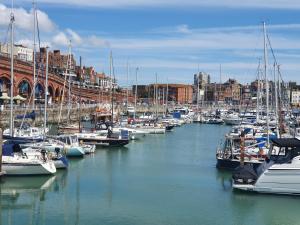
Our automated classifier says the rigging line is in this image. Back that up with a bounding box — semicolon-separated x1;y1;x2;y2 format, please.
267;34;286;85
266;34;278;65
36;8;42;65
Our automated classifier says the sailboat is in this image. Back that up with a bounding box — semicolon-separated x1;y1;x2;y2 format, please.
75;51;130;147
0;4;53;175
3;1;48;142
58;41;79;134
20;47;69;168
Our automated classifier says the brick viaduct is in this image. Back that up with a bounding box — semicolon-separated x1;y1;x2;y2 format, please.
0;55;128;104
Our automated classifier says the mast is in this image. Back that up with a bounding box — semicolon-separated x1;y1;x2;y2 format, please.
273;62;279;137
9;2;15;137
155;73;158;118
263;22;270;146
165;78;168;116
109;51;113;123
126;61;129;111
43;47;49;140
256;59;261;122
79;56;82;132
67;40;72;122
134;67;138;121
219;64;222;107
196;69;200;112
162;87;165;116
32;0;36;110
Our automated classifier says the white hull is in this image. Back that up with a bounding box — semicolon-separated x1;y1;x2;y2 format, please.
223;118;241;125
135;127;166;134
2;156;56;175
233;168;300;195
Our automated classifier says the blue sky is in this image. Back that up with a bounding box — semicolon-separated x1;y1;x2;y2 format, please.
1;0;300;86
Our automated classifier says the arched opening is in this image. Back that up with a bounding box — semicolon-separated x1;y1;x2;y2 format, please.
48;85;54;105
35;83;44;102
55;88;60;103
18;80;32;99
0;76;11;95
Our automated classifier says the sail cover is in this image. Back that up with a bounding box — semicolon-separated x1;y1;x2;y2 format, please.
15;111;36;120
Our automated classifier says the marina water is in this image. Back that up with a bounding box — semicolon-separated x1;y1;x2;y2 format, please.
1;124;299;225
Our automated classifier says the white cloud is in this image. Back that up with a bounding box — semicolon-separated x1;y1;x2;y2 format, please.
0;4;55;32
66;29;82;45
86;35;110;48
21;0;300;9
52;32;70;46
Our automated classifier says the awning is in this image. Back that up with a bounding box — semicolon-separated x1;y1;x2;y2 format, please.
0;93;11;100
13;95;26;101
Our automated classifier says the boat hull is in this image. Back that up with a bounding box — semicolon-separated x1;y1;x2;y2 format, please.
2;161;56;175
66;147;85;157
78;137;129;147
216;158;262;170
233;169;300;195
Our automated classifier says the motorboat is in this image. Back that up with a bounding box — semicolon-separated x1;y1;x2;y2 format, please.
232;138;300;195
223;114;242;126
216;135;268;170
56;135;85;157
75;129;130;147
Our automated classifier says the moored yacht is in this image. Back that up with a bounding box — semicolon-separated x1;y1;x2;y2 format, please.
2;143;56;175
232;138;300;195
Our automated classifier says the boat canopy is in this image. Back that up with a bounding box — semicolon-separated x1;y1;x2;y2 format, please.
271;138;300;148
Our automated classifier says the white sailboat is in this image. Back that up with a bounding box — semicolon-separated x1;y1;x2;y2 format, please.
2;143;56;175
2;3;56;175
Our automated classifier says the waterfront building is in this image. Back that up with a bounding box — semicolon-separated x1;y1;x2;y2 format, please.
36;48;76;74
0;42;33;62
134;84;193;104
193;72;210;103
291;89;300;106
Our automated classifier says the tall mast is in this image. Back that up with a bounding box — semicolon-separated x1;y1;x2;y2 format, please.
155;73;158;118
43;47;49;140
109;51;113;123
219;64;222;107
134;67;138;121
263;22;270;146
79;56;82;131
196;67;200;112
67;40;72;122
256;59;261;122
165;78;168;116
9;2;15;137
32;0;36;110
126;60;129;111
274;62;279;137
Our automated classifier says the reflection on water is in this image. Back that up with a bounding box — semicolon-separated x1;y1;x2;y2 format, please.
2;124;300;225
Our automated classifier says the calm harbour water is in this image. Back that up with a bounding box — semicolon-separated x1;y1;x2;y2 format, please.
1;124;300;225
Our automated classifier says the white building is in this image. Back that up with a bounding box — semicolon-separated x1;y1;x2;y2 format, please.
0;43;33;62
291;90;300;106
193;72;210;103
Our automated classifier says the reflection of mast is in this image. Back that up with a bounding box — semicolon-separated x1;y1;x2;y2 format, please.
105;151;113;206
75;165;80;225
